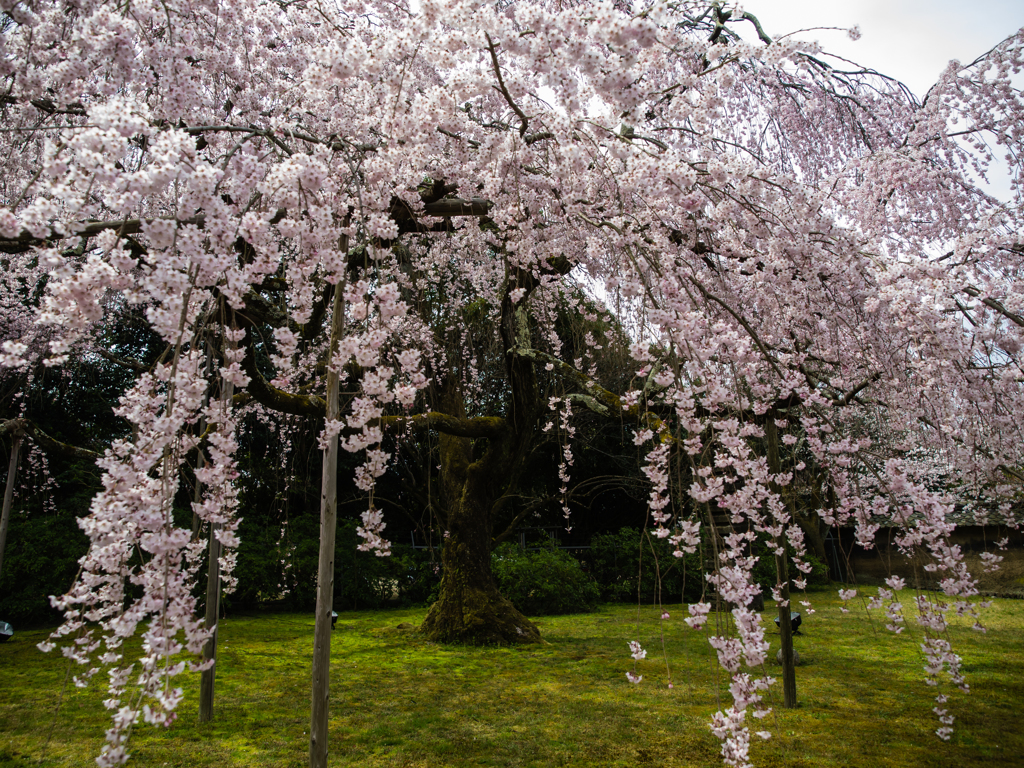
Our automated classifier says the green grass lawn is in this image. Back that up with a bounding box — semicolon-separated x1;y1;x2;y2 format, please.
1;591;1022;767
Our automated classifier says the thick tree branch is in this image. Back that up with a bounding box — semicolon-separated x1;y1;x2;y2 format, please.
237;324;509;439
29;98;87;116
0;214;207;254
564;393;610;415
300;281;335;343
834;371;882;406
0;196;491;255
737;11;773;43
961;285;1024;328
0;417;100;460
491;496;548;548
381;412;507;439
510;346;673;432
94;348;151;373
515;346;805;430
422;197;493;217
239;327;327;418
799;365;880;406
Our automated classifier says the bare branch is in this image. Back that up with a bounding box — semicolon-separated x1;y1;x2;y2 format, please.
485;32;530;137
961;285;1024;328
381;411;507;439
0;418;100;460
94;348;151;373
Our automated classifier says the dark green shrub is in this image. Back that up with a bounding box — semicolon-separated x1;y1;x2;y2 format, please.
0;512;87;625
333;520;441;610
222;506;320;611
226;515;441;612
795;549;830;588
749;536;831;594
491;543;599;615
587;527;704;604
398;550;443;605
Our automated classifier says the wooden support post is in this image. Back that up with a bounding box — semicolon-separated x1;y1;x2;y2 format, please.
199;329;236;723
0;432;23;580
773;550;798;707
764;416;798;708
310;237;347;768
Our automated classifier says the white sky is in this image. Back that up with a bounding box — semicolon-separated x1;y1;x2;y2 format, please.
735;2;1024;202
737;0;1024;98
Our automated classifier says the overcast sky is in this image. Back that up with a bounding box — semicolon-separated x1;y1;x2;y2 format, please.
737;0;1024;97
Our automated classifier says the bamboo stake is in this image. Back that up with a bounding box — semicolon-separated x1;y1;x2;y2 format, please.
199;323;236;723
310;235;347;768
764;416;798;708
0;431;24;580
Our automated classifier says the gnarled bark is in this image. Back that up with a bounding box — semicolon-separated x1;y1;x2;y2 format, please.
420;379;540;645
419;471;541;645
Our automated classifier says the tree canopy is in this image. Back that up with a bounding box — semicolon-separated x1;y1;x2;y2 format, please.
0;0;1022;765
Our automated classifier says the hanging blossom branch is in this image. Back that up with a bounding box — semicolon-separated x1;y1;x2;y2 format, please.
38;353;211;766
197;326;246;597
37;321;247;765
544;395;576;532
334;279;433;555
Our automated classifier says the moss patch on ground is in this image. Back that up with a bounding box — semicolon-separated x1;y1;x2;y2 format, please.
1;591;1022;767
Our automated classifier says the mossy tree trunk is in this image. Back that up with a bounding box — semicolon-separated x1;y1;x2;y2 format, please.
420;378;541;645
419;484;540;644
419;261;562;646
